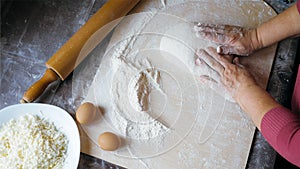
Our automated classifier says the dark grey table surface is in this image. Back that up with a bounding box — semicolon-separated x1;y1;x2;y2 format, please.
1;0;299;168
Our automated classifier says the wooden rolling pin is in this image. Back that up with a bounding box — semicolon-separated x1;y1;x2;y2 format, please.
21;0;140;103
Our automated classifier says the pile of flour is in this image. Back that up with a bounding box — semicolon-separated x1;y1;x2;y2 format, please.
108;52;168;140
94;7;171;140
128;68;163;112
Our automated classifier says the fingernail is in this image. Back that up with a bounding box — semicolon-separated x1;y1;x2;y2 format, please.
217;46;222;53
200;75;218;83
193;22;204;27
198;78;206;84
194;25;203;31
195;58;203;65
199;75;209;83
193;25;199;31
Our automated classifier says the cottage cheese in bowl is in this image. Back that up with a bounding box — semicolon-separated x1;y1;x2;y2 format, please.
0;103;80;169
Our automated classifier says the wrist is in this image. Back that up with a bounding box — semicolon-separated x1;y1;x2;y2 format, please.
236;84;279;110
249;28;264;51
235;84;280;130
235;83;260;104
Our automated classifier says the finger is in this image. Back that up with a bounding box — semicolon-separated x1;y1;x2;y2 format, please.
199;75;218;84
217;45;240;55
222;54;234;63
194;30;211;39
194;23;227;43
207;66;221;83
195;58;221;82
219;45;252;56
200;74;221;92
206;47;232;69
196;49;224;75
194;23;226;34
194;23;241;41
195;31;230;44
195;58;203;66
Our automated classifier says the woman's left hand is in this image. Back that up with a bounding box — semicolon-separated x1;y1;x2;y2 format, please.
195;47;257;101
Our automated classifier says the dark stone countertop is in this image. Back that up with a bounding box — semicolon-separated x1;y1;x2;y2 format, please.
1;0;299;168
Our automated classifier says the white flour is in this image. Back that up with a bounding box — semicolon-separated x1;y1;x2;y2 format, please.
109;53;168;140
128;68;164;112
93;6;171;141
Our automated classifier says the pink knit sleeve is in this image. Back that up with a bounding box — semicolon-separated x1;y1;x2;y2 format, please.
261;106;300;167
260;2;300;167
297;0;300;13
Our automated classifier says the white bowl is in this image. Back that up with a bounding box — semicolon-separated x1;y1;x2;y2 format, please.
0;103;80;169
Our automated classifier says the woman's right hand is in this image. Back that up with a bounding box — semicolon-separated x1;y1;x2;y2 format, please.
194;23;262;56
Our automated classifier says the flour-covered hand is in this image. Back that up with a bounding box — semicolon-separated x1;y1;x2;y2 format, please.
194;23;262;56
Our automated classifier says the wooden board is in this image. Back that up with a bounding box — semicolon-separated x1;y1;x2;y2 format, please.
77;1;277;168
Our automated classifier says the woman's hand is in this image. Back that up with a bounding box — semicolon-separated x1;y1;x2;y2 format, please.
195;47;281;129
194;23;262;56
195;47;257;101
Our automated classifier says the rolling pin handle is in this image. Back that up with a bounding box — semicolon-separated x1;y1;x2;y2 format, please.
21;68;60;103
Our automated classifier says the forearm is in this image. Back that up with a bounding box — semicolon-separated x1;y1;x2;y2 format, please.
236;84;281;130
256;4;300;48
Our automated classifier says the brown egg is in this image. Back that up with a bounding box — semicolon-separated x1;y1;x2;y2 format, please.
98;132;120;151
75;102;97;124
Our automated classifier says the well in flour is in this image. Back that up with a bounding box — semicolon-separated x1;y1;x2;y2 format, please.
109;54;169;140
128;68;163;112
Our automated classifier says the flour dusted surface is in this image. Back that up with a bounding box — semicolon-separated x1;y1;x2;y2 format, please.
77;0;277;168
0;114;68;169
